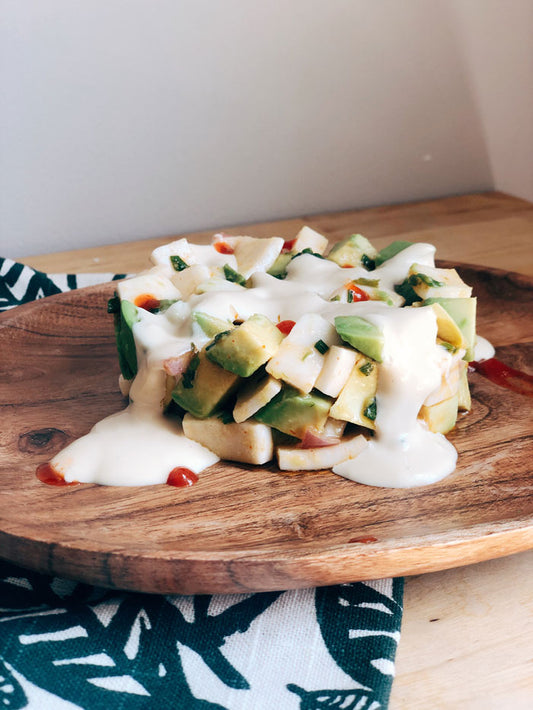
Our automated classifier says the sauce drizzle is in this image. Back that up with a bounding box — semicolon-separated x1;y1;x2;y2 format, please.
36;462;79;486
469;358;533;398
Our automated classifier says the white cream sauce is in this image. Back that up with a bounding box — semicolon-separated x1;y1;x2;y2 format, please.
51;240;481;488
474;335;495;362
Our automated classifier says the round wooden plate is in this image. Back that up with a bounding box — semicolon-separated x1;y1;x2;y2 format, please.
0;263;532;594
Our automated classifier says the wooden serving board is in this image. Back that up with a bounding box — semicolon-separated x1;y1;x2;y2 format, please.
0;263;532;594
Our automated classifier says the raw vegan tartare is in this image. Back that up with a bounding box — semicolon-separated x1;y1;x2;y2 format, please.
49;227;485;488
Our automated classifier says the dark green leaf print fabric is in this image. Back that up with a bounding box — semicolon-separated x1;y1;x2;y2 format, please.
0;262;404;709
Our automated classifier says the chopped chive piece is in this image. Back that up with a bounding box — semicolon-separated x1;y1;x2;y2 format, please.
359;361;374;376
361;254;376;271
394;279;422;306
223;264;247;286
205;329;232;351
347;289;354;303
440;341;458;354
314;339;329;354
107;294;120;313
181;351;200;389
218;409;234;424
291;248;325;261
408;273;444;288
330;295;341;302
364;397;377;421
170;255;189;272
355;277;379;287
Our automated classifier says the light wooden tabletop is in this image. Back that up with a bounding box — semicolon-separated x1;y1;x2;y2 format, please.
21;191;533;709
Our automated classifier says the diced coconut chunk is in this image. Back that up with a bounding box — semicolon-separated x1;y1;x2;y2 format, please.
292;226;329;255
218;235;284;279
277;435;367;471
182;414;274;465
266;314;338;393
233;376;282;423
117;268;181;304
408;264;472;299
315;345;357;397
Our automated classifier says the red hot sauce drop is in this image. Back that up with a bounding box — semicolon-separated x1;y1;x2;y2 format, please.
36;463;79;486
167;467;198;487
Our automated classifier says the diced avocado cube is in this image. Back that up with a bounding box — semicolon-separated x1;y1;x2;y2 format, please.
374;240;413;267
327;234;378;267
427;303;466;350
206;314;283;377
329;354;378;430
192;311;233;338
172;350;240;418
419;394;458;434
334;316;384;363
267;252;292;278
113;299;139;381
424;297;477;361
254;386;332;439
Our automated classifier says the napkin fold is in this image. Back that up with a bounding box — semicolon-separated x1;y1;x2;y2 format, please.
0;259;403;710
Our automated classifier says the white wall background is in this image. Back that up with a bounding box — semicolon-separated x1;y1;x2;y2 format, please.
1;0;532;257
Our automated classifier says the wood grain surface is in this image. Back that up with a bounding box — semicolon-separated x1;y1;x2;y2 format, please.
1;263;532;594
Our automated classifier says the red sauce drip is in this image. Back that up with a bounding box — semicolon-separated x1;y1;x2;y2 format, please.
276;319;296;335
349;535;378;544
341;264;354;268
214;241;234;255
167;467;198;487
282;238;296;252
346;283;370;302
134;294;161;312
36;463;79;486
469;358;533;398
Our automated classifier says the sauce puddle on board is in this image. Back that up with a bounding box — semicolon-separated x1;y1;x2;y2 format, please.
469;358;533;398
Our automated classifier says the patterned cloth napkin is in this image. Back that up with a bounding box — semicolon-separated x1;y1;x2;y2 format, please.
0;258;403;710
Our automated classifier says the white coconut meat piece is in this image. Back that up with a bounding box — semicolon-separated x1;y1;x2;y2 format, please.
266;314;339;393
182;414;274;465
291;226;329;255
233;376;282;423
408;263;473;299
314;345;358;397
117;268;182;303
170;264;211;298
216;235;284;279
277;434;367;471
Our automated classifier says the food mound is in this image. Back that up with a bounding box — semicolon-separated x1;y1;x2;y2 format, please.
78;225;477;489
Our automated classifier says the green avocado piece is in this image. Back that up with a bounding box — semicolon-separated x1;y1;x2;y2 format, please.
327;233;378;268
424;297;477;361
334;316;384;363
113;299;138;381
267;252;292;278
254;386;332;439
172;350;240;418
192;311;233;338
206;314;283;377
374;240;413;267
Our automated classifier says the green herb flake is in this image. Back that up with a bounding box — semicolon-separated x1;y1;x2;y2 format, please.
363;397;377;421
355;277;379;287
330;295;341;302
347;289;354;303
181;351;200;389
394;279;422;306
361;254;376;271
408;273;444;288
223;264;247;287
170;255;189;272
314;339;329;354
291;248;325;261
359;361;374;376
218;410;235;424
107;294;120;314
205;329;232;351
440;341;458;354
